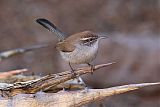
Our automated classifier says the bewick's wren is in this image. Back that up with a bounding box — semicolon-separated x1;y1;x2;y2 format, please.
36;18;107;73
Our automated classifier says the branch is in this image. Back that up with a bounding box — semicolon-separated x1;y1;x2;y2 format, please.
0;82;159;107
0;69;28;79
0;62;115;97
0;44;49;62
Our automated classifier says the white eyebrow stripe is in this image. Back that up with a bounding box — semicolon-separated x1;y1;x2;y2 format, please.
80;37;97;41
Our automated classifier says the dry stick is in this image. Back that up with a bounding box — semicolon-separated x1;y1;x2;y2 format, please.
0;82;159;107
55;82;160;107
0;62;115;97
63;82;160;107
0;44;49;62
0;69;28;79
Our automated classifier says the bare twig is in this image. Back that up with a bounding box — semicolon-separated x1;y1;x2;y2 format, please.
0;44;49;62
0;69;28;79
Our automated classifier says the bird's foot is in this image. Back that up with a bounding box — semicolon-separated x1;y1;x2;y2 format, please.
87;63;95;74
70;69;77;77
70;69;82;83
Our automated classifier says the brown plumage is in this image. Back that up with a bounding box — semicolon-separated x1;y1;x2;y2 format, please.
36;18;107;73
56;31;98;52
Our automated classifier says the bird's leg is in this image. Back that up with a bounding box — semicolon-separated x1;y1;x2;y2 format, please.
69;62;76;75
87;63;95;74
69;62;80;80
68;62;88;87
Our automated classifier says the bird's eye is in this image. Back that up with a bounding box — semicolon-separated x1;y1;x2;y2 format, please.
85;39;90;42
89;38;93;42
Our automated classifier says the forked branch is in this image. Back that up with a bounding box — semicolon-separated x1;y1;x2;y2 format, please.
0;62;115;97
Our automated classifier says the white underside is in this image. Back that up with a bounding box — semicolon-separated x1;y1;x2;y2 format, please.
60;41;98;64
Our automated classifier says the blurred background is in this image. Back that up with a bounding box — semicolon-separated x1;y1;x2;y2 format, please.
0;0;159;106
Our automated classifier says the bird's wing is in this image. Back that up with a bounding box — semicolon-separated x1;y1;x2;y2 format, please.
56;42;75;52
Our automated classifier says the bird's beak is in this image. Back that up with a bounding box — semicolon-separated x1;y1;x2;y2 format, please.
99;35;108;39
96;33;108;39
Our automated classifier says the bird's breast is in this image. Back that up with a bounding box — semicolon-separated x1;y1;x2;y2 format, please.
59;41;98;64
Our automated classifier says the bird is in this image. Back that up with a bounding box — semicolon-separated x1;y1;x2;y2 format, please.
36;18;107;74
